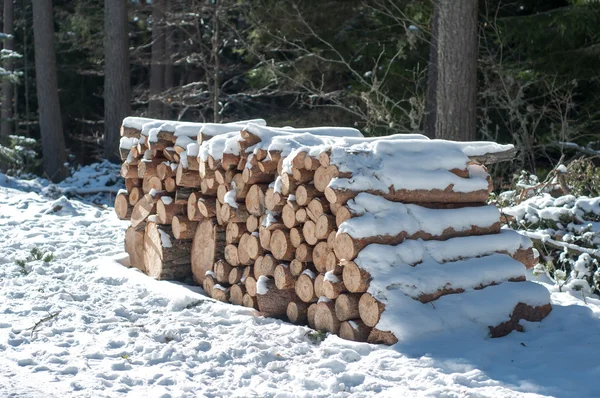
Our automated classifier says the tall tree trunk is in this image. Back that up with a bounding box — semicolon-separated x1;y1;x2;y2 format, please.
433;0;478;141
423;2;438;139
32;0;68;182
163;0;173;119
1;0;14;141
212;0;220;123
149;0;165;118
104;0;131;162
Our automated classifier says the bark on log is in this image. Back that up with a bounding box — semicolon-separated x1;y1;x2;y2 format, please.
333;222;501;262
307;303;318;329
489;302;552;338
176;163;201;187
367;329;398;345
156;200;185;224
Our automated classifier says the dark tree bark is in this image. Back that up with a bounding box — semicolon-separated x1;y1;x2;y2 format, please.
32;0;68;182
104;0;131;162
431;0;478;141
162;0;173;119
149;0;165;118
423;2;438;139
1;0;14;140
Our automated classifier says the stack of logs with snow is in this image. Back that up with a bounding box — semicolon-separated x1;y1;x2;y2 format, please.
115;118;552;345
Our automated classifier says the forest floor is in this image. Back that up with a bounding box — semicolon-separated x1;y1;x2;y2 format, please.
1;163;600;398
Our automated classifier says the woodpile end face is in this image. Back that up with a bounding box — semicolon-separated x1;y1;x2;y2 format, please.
117;117;551;344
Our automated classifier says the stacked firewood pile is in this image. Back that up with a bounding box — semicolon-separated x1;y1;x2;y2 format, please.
115;117;552;344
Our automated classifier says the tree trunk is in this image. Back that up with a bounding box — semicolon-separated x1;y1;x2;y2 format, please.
162;0;173;119
423;1;438;139
434;0;478;141
32;0;68;182
104;0;131;162
149;0;165;117
1;0;14;141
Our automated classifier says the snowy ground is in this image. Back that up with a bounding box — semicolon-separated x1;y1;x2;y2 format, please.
1;165;600;397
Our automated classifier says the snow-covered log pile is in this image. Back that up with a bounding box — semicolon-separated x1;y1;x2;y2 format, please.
115;117;551;344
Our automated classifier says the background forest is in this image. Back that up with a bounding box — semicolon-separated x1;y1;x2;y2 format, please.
0;0;599;183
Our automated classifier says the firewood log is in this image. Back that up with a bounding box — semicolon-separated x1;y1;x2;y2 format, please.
242;293;258;309
342;261;371;293
164;177;177;192
322;272;345;300
131;191;171;228
214;259;233;284
228;267;244;285
143;222;192;280
156;199;185;224
125;223;146;273
312;241;330;273
191;218;226;285
304;156;320;171
245;276;257;297
302;220;318;246
128;186;142;205
138;158;163;179
246;215;259;233
314;300;340;334
367;329;398;345
265;188;285;212
270;229;295;261
197;199;217;218
157;162;176;180
295;243;313;263
339;320;371;342
295;270;317;303
295;184;322;206
237;233;253;265
289;259;313;277
256;276;297;318
287;301;308;324
224;244;240;267
115;192;133;220
315;214;335;240
335;293;362;321
358;293;385;328
230;284;246;305
324;252;341;274
121;163;138;179
245;184;267;216
211;285;230;302
176;163;201;187
254;254;277;278
125;178;142;192
274;264;295;290
226;222;246;244
203;273;216;296
186;192;204;221
171;216;197;240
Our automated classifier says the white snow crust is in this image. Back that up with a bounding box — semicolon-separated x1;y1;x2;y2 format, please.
2;164;600;398
338;193;499;239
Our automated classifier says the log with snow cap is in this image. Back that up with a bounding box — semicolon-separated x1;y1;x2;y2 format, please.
321;139;493;205
333;193;501;261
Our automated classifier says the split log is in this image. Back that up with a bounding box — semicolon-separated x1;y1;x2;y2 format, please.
115;192;133;220
256;276;297;318
172;216;197;240
245;234;263;260
287;301;308;324
335;293;362;321
339;320;371;343
274;264;295;290
314;301;340;334
191;218;226;285
125;223;146;273
144;222;192;280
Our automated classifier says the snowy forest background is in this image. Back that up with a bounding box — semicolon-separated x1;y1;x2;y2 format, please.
0;1;599;295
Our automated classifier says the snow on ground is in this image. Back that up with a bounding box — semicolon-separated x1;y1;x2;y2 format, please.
1;166;600;397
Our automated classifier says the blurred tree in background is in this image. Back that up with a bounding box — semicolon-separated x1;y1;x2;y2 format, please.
0;0;598;181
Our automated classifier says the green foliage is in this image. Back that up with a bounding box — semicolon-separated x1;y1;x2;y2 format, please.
0;135;40;175
14;247;57;275
305;330;327;344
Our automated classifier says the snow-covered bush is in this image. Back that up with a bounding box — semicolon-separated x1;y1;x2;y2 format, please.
497;159;600;295
0;135;40;176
